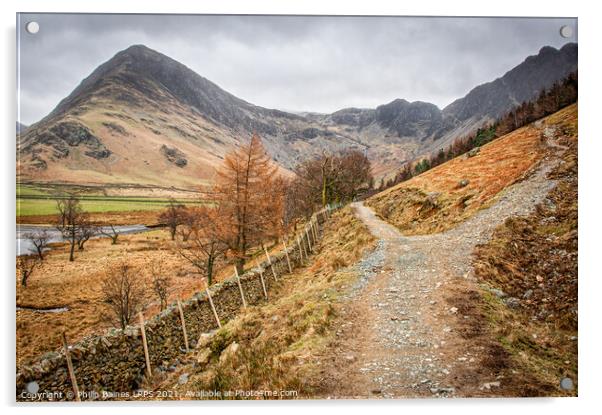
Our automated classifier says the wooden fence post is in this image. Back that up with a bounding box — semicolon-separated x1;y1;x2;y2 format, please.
306;227;313;252
302;232;309;257
282;239;293;273
263;245;278;281
312;217;319;240
61;332;81;402
138;312;152;379
255;258;269;300
176;299;189;353
205;287;221;328
297;236;304;262
234;266;248;308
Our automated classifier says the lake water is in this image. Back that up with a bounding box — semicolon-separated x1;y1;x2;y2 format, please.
16;224;150;256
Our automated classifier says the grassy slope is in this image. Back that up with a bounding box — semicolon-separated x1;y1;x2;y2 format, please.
470;107;578;395
364;107;580;235
147;207;376;399
18;85;227;189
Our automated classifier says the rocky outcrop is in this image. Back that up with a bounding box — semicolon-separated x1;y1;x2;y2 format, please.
329;107;376;128
23;121;111;163
160;145;187;167
102;122;129;136
375;99;447;139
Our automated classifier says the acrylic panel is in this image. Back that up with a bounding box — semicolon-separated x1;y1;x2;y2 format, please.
16;13;578;401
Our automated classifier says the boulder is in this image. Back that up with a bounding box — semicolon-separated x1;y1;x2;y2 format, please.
505;297;521;309
219;341;239;364
458;179;470;188
178;373;189;385
196;330;217;349
490;288;507;298
466;147;481;158
196;348;212;365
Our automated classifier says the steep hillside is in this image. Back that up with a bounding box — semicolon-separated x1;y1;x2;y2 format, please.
469;107;577;394
365;104;577;235
327;44;577;173
18;43;577;189
444;43;577;123
17;45;322;189
142;207;377;399
17;45;374;189
16;122;28;135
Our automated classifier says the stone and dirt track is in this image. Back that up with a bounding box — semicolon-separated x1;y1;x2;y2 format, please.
314;133;562;398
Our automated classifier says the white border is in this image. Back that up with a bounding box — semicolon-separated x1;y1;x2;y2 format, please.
2;1;600;414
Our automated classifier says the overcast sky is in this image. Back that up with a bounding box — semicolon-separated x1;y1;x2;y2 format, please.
17;14;577;125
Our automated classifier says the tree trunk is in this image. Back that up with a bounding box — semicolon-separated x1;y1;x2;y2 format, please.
21;272;27;287
69;239;75;262
206;256;214;286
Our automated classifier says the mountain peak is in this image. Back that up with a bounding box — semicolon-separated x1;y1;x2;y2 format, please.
122;44;153;53
116;44;165;61
561;42;578;52
538;45;557;55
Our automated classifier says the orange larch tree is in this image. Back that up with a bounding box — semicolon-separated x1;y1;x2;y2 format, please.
214;133;284;274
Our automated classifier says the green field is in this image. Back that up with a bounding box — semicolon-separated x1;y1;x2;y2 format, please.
16;183;206;217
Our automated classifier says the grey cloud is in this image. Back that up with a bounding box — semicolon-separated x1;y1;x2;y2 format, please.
17;14;577;125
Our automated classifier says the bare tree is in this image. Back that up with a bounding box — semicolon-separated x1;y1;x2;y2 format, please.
99;224;120;245
150;261;171;310
23;230;50;261
176;210;195;242
17;255;39;287
337;150;373;201
177;206;228;285
288;150;372;219
284;177;315;228
101;263;145;329
56;195;88;261
76;218;97;251
159;199;187;241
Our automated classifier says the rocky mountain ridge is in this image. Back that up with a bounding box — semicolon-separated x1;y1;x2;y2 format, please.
18;43;577;188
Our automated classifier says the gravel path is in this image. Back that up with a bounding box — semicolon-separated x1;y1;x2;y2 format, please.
330;134;562;399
